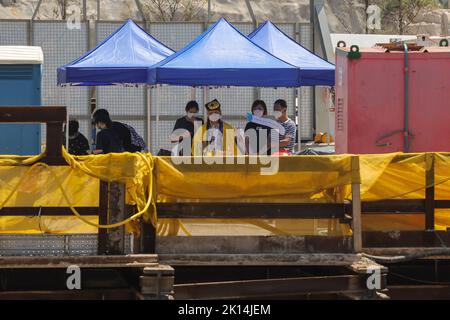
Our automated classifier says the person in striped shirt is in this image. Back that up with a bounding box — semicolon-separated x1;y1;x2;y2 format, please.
273;99;296;155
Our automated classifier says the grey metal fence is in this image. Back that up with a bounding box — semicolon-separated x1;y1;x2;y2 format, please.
0;19;315;154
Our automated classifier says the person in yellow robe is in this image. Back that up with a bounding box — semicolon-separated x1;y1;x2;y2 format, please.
192;99;237;156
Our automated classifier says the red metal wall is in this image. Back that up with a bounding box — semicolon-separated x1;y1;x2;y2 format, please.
335;47;450;154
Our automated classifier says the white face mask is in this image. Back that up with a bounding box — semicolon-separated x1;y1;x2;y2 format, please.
253;110;264;118
209;113;221;122
274;111;283;120
187;112;198;119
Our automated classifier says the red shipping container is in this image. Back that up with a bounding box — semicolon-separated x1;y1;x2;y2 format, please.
335;45;450;154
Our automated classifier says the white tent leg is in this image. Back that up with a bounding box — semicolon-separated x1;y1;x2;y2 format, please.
66;86;70;150
203;86;210;120
146;86;152;153
156;85;160;153
297;88;302;153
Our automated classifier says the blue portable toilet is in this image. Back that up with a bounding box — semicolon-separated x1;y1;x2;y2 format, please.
0;46;42;155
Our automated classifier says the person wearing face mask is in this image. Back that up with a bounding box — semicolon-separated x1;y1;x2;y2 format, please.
92;109;145;153
171;101;203;146
244;100;271;155
273;99;297;155
192;99;236;156
63;120;90;155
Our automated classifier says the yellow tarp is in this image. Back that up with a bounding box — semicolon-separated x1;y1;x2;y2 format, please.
1;151;450;236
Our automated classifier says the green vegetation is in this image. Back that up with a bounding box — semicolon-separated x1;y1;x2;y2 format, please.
381;0;439;34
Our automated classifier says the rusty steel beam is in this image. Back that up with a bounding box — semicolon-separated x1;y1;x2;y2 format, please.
363;230;450;248
0;289;137;300
174;274;382;300
158;253;359;266
0;254;158;269
388;285;450;300
157;202;348;219
156;236;353;255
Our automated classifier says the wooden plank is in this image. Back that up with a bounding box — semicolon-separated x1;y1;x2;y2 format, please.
0;254;158;269
159;155;355;173
174;275;368;299
0;207;98;216
425;153;435;230
158;253;360;266
141;221;156;254
0;200;444;218
435;200;450;209
362;199;425;214
43;122;64;162
156;236;353;254
0;106;66;123
349;257;388;274
156;202;347;219
352;187;362;252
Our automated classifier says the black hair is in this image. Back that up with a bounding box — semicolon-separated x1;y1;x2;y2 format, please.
92;109;112;127
274;99;288;110
68;120;79;136
251;100;267;116
185;100;199;112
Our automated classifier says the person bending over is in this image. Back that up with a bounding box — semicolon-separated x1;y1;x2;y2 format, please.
92;111;124;154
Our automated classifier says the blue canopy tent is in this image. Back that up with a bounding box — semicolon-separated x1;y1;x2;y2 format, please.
57;19;174;86
148;18;302;87
249;21;335;86
57;19;174;152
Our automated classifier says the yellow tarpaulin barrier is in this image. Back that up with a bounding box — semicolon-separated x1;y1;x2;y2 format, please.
0;152;449;236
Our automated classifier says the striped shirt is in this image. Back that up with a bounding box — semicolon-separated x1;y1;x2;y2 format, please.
279;118;296;153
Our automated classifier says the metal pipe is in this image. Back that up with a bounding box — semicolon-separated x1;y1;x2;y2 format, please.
97;0;100;21
83;0;87;21
146;87;152;153
156;85;160;154
404;43;410;153
244;0;257;25
31;0;43;20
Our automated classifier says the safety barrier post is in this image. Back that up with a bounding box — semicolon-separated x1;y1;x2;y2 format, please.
351;156;362;252
425;153;435;231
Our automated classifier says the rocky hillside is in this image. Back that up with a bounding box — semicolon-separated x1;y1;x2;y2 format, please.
0;0;449;35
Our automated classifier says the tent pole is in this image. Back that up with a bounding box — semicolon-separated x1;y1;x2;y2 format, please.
203;87;210;121
156;85;160;154
146;86;152;153
297;88;302;153
66;86;70;150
